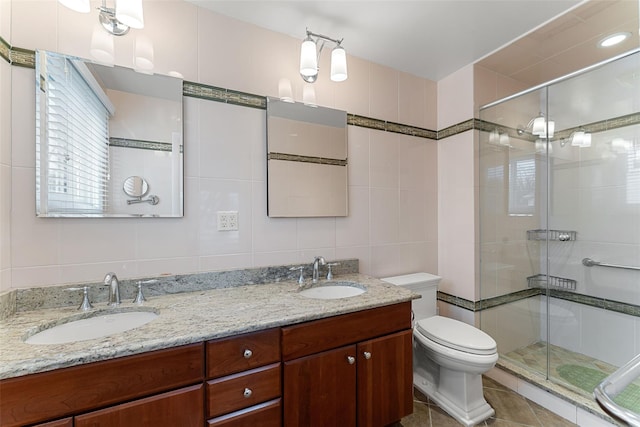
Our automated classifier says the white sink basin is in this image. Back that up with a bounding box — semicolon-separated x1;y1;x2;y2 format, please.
25;311;158;345
299;282;366;300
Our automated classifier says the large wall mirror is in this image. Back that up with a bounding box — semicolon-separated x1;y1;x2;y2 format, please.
35;50;183;217
266;97;348;217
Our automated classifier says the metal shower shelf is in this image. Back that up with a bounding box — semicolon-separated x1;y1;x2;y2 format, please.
527;229;577;242
527;274;577;291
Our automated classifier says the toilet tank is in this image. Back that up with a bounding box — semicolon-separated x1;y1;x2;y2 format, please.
381;273;441;320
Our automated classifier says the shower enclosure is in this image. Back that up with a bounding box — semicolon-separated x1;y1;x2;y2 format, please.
478;49;640;412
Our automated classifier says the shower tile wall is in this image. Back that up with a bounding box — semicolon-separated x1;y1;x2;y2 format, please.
2;0;440;290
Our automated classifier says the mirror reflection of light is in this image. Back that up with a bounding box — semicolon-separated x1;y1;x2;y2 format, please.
612;137;632;153
90;24;114;65
278;78;294;103
134;35;154;74
303;84;317;107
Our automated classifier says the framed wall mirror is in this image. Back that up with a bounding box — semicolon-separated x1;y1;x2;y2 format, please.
35;50;184;217
266;97;348;217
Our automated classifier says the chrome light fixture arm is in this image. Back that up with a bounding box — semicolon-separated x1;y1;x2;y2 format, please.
299;28;347;83
98;0;130;36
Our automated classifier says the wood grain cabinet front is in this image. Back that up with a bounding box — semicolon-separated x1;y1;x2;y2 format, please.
282;302;413;427
206;363;281;418
74;384;203;427
206;328;282;425
207;328;280;378
0;343;204;427
206;399;281;427
31;418;73;427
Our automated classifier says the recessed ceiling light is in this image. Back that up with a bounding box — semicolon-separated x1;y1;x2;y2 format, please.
598;32;631;48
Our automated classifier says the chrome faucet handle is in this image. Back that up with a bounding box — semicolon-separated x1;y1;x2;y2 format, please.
326;262;340;280
66;286;93;311
132;279;155;305
289;266;305;285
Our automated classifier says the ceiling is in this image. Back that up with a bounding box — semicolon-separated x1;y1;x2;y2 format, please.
189;0;585;82
477;0;639;87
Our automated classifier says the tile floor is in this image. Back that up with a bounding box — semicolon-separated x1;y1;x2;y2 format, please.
396;376;577;427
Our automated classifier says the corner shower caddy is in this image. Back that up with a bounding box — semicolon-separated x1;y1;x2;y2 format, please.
526;229;578;291
526;229;577;242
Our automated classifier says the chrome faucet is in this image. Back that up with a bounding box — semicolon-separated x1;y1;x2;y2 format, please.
312;256;326;283
104;272;121;306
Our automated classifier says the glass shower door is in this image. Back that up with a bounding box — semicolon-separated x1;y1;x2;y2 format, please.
478;86;552;379
545;51;640;403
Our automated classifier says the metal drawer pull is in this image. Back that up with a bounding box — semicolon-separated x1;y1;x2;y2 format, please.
244;388;252;398
243;349;253;359
347;356;355;365
363;351;372;360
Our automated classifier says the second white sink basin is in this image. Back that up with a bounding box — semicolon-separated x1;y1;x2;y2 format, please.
299;282;366;300
25;311;158;345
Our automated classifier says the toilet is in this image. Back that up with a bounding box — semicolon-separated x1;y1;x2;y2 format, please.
381;273;498;427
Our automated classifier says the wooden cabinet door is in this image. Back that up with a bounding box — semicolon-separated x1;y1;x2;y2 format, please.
74;384;203;427
357;330;413;427
283;345;357;427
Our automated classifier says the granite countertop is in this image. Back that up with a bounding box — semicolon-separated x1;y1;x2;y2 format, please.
0;273;415;380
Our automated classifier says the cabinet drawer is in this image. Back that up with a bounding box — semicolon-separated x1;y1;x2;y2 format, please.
32;418;73;427
0;343;204;427
281;302;411;360
206;363;281;418
207;398;281;427
207;328;280;378
75;384;203;427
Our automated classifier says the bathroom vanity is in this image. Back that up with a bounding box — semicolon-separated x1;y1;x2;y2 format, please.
0;274;415;427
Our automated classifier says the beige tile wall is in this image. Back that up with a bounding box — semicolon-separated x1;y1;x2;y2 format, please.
2;0;439;290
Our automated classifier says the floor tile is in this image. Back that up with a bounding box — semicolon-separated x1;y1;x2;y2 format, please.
400;376;578;427
483;387;542;426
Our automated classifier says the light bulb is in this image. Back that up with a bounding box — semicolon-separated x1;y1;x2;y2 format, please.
299;37;318;78
116;0;144;29
330;45;348;82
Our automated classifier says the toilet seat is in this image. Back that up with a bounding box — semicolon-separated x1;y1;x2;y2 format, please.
416;316;496;355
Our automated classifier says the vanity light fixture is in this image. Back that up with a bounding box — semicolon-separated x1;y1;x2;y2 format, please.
299;28;348;83
598;32;631;48
570;128;592;148
59;0;144;36
518;112;555;139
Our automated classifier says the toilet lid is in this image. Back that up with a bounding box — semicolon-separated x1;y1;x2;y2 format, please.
416;316;497;355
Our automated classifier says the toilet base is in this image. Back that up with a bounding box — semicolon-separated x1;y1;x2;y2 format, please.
414;369;495;427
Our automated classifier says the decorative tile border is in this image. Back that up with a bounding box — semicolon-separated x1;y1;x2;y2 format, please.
183;81;266;109
553;112;640;142
477;288;541;311
268;152;347;166
0;37;36;68
0;36;10;63
437;291;478;311
10;47;36;68
109;137;173;152
4;44;638;144
441;286;640;319
437;119;475;139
